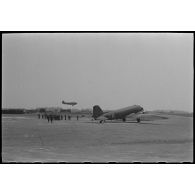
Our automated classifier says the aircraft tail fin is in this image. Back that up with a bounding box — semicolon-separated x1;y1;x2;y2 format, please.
93;105;103;119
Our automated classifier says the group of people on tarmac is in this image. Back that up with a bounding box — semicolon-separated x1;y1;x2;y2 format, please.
38;113;79;123
46;115;54;123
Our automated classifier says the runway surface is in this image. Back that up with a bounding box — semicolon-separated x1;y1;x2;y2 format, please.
2;114;193;162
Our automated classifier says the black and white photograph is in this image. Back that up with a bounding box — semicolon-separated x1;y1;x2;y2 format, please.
2;32;193;163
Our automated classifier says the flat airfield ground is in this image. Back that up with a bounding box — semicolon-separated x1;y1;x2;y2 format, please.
2;114;193;162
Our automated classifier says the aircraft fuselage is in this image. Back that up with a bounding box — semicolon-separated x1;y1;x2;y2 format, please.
94;105;144;122
103;105;143;120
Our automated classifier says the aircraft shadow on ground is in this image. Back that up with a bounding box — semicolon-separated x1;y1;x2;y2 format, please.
111;139;193;146
84;121;161;125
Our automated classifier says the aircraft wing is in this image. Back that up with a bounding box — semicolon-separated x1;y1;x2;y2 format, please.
128;113;168;121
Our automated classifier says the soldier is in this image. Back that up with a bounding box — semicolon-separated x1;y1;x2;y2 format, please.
47;115;50;122
64;115;66;120
50;115;53;123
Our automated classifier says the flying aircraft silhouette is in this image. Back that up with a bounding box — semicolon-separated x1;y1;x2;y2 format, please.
62;101;77;106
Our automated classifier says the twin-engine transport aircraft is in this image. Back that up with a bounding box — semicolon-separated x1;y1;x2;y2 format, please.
62;101;77;106
93;105;144;123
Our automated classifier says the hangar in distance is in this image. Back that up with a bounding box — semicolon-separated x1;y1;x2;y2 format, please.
62;101;77;106
93;105;144;123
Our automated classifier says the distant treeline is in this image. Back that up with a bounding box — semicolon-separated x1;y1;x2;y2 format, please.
150;110;193;117
2;108;92;115
2;109;25;114
2;108;71;114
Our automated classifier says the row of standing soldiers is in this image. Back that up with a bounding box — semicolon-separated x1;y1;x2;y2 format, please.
38;114;79;123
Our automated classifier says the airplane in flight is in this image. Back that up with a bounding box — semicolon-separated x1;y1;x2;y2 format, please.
62;101;77;106
92;105;144;123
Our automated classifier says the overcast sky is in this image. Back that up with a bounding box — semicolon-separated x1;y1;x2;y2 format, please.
2;33;193;111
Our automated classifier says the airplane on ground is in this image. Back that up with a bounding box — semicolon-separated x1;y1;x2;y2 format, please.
62;101;77;106
92;105;144;123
